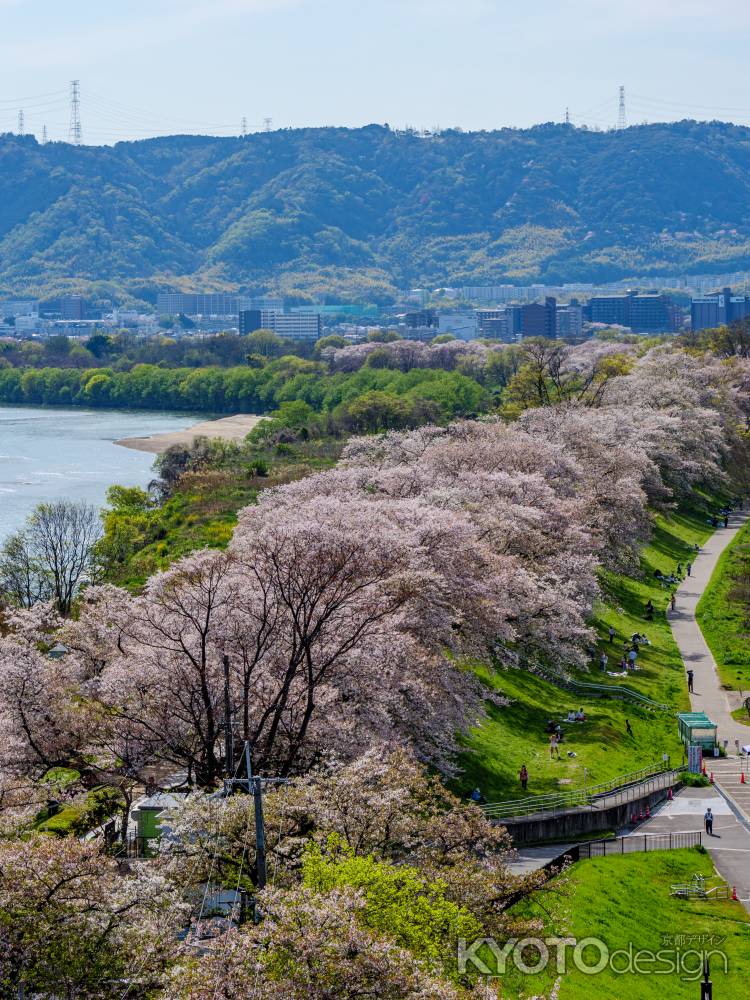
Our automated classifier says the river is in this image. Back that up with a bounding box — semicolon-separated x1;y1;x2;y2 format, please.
0;405;198;539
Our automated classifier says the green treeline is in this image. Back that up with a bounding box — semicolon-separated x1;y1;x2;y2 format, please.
0;359;488;419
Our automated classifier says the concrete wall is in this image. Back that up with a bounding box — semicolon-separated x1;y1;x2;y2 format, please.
501;783;677;846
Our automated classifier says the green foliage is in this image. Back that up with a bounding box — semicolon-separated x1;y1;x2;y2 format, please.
302;839;482;981
507;850;750;999
6;123;750;302
696;519;750;690
33;786;123;837
0;359;492;417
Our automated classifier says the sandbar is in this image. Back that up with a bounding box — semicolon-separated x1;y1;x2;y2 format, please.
115;414;263;454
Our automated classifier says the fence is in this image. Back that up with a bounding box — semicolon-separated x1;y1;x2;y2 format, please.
533;664;670;712
574;830;702;860
483;762;683;820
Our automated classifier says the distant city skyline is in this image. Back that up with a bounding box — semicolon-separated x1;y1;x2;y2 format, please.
1;1;750;144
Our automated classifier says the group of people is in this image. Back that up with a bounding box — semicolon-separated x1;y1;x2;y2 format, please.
600;643;641;673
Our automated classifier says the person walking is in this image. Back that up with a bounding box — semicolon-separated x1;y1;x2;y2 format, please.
670;593;676;612
608;625;615;644
626;719;634;738
704;807;714;836
628;647;638;670
519;764;528;792
687;562;692;577
599;651;608;672
687;669;694;693
550;733;559;759
724;514;729;528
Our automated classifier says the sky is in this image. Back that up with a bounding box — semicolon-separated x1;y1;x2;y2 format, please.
1;0;750;144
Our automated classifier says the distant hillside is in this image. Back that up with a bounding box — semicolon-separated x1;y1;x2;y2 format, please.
3;120;750;305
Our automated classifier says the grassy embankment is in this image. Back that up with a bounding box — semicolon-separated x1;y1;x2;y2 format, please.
501;848;750;999
457;495;719;802
103;438;343;590
696;518;750;698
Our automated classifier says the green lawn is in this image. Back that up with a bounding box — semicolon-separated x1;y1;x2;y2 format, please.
456;664;683;802
502;849;750;999
457;500;718;803
696;518;750;692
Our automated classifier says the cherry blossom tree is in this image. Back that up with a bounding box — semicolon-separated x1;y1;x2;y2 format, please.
0;836;185;997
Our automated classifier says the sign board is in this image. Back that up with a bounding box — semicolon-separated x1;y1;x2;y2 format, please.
688;744;703;774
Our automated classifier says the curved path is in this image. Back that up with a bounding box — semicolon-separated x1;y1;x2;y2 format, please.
668;507;749;749
650;507;750;909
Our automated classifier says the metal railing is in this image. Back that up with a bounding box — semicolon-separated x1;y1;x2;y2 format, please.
533;664;670;712
578;830;702;859
483;762;684;820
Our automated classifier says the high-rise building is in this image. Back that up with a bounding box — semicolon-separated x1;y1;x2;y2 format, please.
586;291;677;333
476;309;513;341
405;309;438;330
60;295;86;320
157;292;279;316
556;301;583;339
520;297;557;338
690;287;750;331
239;309;322;340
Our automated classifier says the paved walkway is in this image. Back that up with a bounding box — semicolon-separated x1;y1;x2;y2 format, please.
668;507;749;749
623;785;750;913
659;507;750;912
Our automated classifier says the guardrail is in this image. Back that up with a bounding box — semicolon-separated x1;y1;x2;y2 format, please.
532;665;670;712
578;830;702;858
483;762;684;820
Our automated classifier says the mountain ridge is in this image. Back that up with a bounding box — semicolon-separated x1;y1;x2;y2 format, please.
2;120;750;305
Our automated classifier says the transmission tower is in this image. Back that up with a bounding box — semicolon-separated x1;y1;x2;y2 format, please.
564;107;570;126
17;110;24;135
241;116;248;137
42;125;48;145
68;80;82;145
617;86;626;130
263;117;272;132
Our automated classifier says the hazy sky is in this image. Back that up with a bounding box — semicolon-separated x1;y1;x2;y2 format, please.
1;0;750;144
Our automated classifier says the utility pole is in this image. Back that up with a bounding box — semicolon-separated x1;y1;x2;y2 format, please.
68;79;82;145
701;957;712;999
223;654;234;779
224;740;287;897
17;110;24;135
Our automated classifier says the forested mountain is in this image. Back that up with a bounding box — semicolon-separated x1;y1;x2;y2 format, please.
3;119;750;304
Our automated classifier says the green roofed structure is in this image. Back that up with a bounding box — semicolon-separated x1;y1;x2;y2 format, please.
677;712;718;750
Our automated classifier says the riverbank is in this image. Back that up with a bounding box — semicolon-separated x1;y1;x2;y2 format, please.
115;414;263;454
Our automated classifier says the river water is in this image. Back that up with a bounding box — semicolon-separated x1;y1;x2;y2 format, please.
0;405;197;539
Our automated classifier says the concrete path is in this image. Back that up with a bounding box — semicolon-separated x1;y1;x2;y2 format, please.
668;507;749;749
623;785;750;912
506;843;575;875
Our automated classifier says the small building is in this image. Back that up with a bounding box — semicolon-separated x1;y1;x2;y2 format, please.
130;791;186;844
677;712;718;750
